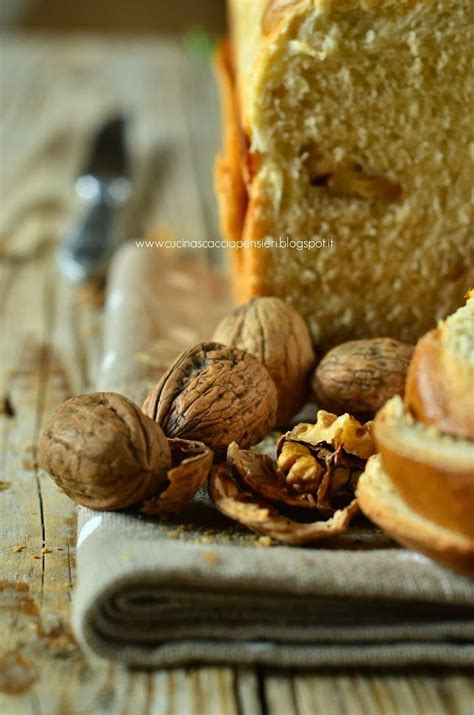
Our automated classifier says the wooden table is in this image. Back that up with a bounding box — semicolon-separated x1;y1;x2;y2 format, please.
0;34;472;715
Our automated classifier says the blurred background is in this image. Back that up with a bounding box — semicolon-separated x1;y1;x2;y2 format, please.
0;0;226;33
0;0;227;268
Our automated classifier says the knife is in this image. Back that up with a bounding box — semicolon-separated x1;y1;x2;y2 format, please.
57;116;131;283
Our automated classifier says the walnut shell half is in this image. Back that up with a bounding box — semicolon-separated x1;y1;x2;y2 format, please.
227;441;316;509
39;392;171;510
213;298;315;426
141;438;213;518
143;342;277;452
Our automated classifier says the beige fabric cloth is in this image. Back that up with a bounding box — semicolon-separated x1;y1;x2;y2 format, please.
73;500;474;668
72;245;474;668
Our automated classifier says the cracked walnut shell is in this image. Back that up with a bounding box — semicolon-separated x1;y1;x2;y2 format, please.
213;297;315;426
39;392;172;510
143;342;277;452
209;410;374;545
141;438;213;518
210;454;359;546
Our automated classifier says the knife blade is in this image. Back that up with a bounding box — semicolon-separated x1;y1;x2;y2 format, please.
58;116;131;283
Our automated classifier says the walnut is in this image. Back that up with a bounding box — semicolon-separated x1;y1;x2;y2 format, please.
212;297;315;426
210;460;359;546
277;411;375;511
326;168;402;201
141;438;213;518
227;441;317;510
312;338;414;417
278;441;323;492
209;411;374;544
303;146;402;201
39;393;171;510
284;410;375;460
142;342;277;452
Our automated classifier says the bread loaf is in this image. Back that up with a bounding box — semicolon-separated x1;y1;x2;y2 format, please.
357;287;473;574
358;454;474;576
358;395;474;575
405;290;474;441
373;396;474;541
216;0;473;349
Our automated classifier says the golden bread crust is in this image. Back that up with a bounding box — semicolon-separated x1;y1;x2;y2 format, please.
214;40;276;302
357;455;474;577
261;0;306;36
374;397;474;541
405;329;474;441
405;293;474;440
214;41;248;252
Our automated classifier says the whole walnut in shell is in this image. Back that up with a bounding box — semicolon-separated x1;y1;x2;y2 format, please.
312;338;414;417
39;392;171;510
142;342;277;452
213;297;315;426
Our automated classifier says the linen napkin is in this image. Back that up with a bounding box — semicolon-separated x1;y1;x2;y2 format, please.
72;245;474;668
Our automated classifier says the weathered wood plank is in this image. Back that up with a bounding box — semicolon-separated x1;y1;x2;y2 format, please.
0;34;244;715
177;47;224;266
0;253;78;712
263;672;298;715
291;673;474;715
141;42;215;254
235;669;263;715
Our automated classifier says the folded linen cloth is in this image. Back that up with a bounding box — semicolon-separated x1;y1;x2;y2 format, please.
72;246;474;668
74;501;474;668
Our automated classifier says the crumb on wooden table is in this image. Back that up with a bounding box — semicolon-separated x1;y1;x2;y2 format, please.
201;551;217;564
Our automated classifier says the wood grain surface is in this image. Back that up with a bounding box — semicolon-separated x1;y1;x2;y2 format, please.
0;34;473;715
